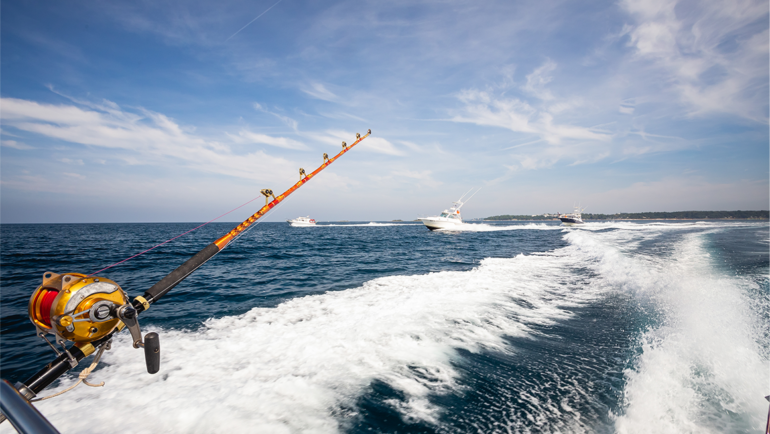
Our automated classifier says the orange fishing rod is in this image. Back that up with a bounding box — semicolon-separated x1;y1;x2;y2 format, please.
142;129;371;307
10;129;371;408
213;129;370;249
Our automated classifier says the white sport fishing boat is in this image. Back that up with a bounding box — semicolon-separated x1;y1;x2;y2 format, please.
418;188;480;231
559;206;584;225
287;216;316;227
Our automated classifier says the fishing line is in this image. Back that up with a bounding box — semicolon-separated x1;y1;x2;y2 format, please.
88;193;265;276
225;0;285;42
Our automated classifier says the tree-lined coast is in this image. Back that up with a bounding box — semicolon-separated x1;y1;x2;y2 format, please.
485;211;770;221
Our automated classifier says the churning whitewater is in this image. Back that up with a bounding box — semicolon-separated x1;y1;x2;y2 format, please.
0;221;767;433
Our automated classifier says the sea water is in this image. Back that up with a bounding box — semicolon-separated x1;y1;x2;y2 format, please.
0;220;767;433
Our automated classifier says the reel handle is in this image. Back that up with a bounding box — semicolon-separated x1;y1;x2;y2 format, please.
116;305;142;348
143;333;160;374
116;305;161;374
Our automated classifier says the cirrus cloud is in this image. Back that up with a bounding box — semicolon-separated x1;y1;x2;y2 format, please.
229;130;308;150
621;0;769;121
0;97;299;183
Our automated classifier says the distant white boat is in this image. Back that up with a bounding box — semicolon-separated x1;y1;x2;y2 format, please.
559;206;584;225
418;188;480;231
287;216;316;227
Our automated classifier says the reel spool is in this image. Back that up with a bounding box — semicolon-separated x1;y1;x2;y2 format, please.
28;272;160;374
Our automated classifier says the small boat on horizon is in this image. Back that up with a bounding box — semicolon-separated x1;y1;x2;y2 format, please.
559;206;584;225
287;216;316;227
418;188;480;231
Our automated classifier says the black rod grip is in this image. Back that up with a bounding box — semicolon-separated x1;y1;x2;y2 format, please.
19;330;118;397
143;333;160;374
23;346;87;395
143;243;220;305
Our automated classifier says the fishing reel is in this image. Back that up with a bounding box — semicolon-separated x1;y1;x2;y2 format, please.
28;272;160;374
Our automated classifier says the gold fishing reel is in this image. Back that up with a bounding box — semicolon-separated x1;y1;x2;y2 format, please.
29;271;161;373
29;272;127;344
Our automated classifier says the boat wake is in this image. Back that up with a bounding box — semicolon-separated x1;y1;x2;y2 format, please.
433;222;562;232
25;237;600;433
600;230;769;433
15;223;768;434
573;220;762;231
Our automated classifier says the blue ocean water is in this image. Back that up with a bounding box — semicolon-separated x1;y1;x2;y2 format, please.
0;220;768;433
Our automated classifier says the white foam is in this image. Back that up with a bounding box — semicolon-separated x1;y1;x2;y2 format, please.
562;228;768;433
20;246;597;433
434;222;563;231
574;220;763;232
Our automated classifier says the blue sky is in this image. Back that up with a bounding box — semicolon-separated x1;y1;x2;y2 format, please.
1;0;768;223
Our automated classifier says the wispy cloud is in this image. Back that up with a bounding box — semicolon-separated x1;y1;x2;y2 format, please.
523;59;557;101
452;90;611;145
1;140;34;150
319;111;369;123
254;103;299;132
0;97;298;183
230;130;308;150
452;61;612;148
301;82;338;102
396;140;446;155
448;58;718;170
308;130;404;156
621;0;769;121
619;100;635;114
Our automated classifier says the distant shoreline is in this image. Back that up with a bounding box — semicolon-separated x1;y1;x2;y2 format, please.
485;210;769;221
481;218;769;222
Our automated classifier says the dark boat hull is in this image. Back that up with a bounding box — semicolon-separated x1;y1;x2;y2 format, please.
559;217;584;224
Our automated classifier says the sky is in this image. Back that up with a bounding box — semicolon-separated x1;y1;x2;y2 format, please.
1;0;768;223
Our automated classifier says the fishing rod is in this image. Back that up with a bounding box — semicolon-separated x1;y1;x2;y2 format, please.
0;129;371;428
